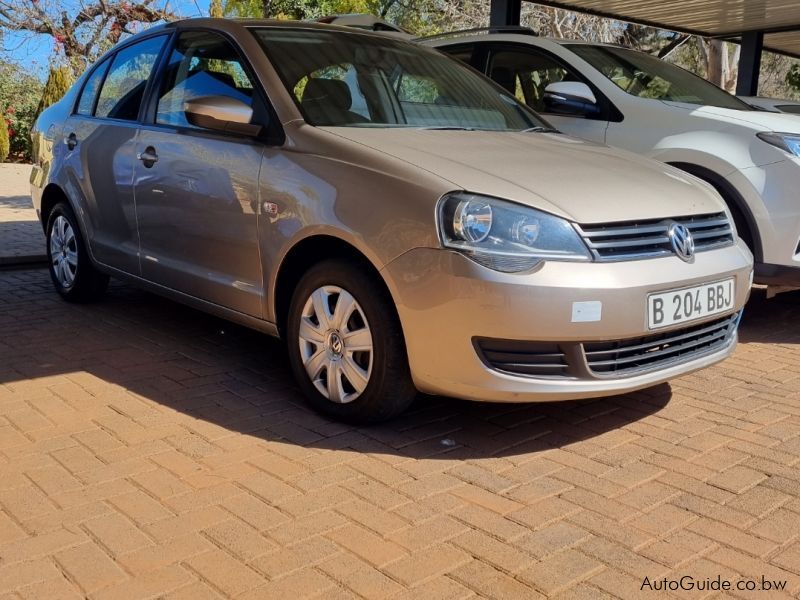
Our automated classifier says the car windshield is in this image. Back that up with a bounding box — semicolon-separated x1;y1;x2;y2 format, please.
567;44;752;111
252;28;547;130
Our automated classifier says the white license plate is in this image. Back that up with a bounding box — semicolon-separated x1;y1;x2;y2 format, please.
647;279;735;330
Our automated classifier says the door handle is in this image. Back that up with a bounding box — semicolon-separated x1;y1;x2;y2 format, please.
137;146;158;168
64;132;78;150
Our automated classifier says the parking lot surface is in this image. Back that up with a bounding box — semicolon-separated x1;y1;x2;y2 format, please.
1;269;800;599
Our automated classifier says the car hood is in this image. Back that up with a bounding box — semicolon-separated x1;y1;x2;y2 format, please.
662;101;800;133
322;128;725;224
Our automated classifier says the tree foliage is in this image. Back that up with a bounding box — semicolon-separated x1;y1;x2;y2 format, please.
0;0;175;75
0;59;42;160
0;112;9;162
36;64;73;118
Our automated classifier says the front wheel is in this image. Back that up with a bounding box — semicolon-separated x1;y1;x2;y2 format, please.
286;259;416;423
46;202;108;302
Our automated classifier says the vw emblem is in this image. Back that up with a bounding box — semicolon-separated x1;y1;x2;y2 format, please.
668;222;695;262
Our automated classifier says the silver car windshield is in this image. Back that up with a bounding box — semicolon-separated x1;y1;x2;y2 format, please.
252;28;548;130
567;44;752;111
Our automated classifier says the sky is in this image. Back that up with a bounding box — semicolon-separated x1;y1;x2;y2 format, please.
1;0;211;78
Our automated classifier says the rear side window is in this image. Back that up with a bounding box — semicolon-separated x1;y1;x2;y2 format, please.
95;36;166;121
156;31;256;128
76;60;110;116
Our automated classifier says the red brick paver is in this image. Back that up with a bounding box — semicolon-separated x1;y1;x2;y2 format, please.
0;164;44;264
1;269;800;598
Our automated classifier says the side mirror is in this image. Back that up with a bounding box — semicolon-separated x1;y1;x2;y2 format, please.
184;95;262;136
543;82;601;117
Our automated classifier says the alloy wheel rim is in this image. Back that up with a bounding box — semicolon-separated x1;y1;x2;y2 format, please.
50;216;78;289
298;285;373;404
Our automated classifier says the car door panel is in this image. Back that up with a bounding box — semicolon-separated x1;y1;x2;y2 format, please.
134;129;264;316
133;30;265;318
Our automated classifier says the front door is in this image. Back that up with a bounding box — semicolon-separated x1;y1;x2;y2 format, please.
485;46;610;144
133;31;265;317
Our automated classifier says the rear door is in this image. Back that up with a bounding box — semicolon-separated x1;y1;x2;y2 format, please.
133;30;266;317
62;35;167;274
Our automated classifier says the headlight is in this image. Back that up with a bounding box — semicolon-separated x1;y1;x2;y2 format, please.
437;192;591;272
757;132;800;157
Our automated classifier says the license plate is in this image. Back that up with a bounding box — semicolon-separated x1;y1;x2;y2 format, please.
647;278;735;330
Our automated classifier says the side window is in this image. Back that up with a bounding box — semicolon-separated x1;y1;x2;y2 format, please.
76;60;110;116
157;32;255;128
440;46;474;66
489;49;582;113
294;64;370;120
397;74;439;104
95;36;166;121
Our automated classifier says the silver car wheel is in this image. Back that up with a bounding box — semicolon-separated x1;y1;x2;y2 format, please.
50;216;78;289
298;285;373;404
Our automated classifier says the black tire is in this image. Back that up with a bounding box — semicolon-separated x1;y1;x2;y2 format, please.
286;259;416;423
45;202;109;302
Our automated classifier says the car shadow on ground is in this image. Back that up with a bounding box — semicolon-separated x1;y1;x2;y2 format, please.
0;194;35;210
737;287;800;345
0;270;686;460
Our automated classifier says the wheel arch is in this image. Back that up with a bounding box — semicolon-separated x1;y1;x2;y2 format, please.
667;162;763;263
271;234;397;339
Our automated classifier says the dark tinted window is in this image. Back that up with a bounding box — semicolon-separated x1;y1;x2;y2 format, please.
778;104;800;114
96;36;166;121
76;60;110;116
157;31;255;128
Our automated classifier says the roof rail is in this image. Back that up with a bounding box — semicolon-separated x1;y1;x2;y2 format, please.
414;26;538;42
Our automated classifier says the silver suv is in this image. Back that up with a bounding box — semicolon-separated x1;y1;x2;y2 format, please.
31;19;752;422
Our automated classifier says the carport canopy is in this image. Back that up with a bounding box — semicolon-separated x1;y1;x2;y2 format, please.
488;0;800;95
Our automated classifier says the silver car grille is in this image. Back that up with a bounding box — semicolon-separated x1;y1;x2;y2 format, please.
575;212;735;262
584;312;740;376
475;311;740;380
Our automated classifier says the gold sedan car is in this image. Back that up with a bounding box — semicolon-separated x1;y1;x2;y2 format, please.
31;19;753;422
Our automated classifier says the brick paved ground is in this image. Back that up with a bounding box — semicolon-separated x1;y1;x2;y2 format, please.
0;164;44;265
1;269;799;599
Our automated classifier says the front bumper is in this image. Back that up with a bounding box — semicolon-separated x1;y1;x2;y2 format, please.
381;241;753;402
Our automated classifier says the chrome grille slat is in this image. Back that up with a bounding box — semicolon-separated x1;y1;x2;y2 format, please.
586;328;729;369
577;212;734;261
584;317;733;358
584;312;739;376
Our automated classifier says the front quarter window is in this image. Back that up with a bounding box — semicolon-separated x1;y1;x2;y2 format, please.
567;44;752;111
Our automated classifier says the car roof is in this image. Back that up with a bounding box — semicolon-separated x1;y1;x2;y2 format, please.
421;29;624;50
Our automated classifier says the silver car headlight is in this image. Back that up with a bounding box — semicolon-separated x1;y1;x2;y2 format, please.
757;132;800;157
437;192;591;272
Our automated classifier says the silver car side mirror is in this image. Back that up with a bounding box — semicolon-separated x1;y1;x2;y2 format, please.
184;95;262;136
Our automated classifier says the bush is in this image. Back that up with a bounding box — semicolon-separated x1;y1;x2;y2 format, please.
36;66;74;119
0;118;9;162
0;61;45;162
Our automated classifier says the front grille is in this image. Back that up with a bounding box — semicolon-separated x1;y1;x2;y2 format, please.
475;340;569;377
575;212;734;262
584;312;740;376
474;311;740;380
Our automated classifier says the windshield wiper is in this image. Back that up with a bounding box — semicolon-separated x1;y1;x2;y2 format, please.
520;126;561;133
417;126;476;131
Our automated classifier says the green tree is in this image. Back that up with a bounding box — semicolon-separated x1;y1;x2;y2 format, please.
0;60;43;161
35;66;74;121
210;0;224;18
0;115;9;162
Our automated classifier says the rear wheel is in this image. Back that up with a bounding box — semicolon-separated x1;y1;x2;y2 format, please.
46;202;108;302
286;259;416;423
